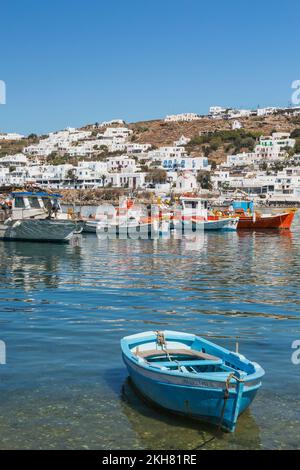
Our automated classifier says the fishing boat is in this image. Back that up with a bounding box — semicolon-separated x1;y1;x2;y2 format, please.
0;192;77;242
218;200;296;230
121;330;264;432
179;196;238;231
85;199;161;238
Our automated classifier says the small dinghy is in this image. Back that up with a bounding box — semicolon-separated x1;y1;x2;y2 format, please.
121;330;264;432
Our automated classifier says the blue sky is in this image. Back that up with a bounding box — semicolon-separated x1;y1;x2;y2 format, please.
0;0;299;135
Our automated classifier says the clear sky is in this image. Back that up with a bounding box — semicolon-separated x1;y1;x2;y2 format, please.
0;0;299;135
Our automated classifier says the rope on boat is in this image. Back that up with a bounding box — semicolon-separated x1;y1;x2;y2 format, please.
217;372;244;432
155;331;172;362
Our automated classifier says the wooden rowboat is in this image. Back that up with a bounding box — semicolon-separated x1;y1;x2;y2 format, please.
121;330;264;432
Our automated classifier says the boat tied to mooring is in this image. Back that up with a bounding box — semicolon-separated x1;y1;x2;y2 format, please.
213;200;296;230
0;191;78;242
121;330;264;432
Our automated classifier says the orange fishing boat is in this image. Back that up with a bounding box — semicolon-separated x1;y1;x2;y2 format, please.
236;209;296;230
215;200;296;230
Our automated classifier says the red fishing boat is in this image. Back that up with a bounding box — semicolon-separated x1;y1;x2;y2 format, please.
215;200;296;230
236;209;296;230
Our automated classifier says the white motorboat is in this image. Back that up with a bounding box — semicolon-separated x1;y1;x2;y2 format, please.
0;192;77;243
179;195;238;232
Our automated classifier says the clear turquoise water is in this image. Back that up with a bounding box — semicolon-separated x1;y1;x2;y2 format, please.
0;216;300;449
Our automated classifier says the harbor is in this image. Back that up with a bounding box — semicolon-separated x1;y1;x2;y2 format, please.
0;216;299;449
2;0;300;455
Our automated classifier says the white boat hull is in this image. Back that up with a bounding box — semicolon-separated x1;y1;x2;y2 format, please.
183;217;238;232
0;219;76;243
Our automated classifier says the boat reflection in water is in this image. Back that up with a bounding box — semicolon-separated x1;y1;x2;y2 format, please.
0;240;82;291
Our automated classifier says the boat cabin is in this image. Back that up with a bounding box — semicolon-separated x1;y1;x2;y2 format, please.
10;191;63;220
231;200;254;214
180;196;208;220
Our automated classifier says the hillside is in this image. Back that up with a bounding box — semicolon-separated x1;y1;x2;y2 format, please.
126;113;300;164
2;113;300;167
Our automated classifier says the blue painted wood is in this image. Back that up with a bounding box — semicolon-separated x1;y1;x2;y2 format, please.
121;330;265;432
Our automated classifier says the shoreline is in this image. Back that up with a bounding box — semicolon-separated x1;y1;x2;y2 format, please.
2;186;300;208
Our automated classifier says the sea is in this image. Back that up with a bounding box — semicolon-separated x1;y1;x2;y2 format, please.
0;211;299;449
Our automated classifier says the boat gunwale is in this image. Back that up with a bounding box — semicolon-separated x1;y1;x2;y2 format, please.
121;331;265;386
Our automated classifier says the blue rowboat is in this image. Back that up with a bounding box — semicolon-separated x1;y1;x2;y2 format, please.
121;330;265;432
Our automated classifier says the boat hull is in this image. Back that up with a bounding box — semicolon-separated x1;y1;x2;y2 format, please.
237;211;295;230
123;354;258;432
0;219;76;243
182;217;238;232
84;219;162;238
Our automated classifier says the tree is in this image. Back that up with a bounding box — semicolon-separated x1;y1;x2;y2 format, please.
196;171;212;190
294;138;300;154
259;160;268;171
291;128;300;138
27;133;38;141
208;160;217;170
66;168;77;181
100;174;106;187
145;169;167;184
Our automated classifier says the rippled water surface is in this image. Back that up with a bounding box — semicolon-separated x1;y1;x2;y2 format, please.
0;215;300;449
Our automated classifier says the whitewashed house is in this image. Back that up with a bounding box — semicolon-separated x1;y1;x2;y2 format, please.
0;133;24;141
175;173;198;192
231;120;242;130
107;155;137;172
0;153;28;167
255;132;295;160
164;113;200;122
209;106;227;119
174;135;191;146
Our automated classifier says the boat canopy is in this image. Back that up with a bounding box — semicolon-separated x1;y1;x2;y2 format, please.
232;200;254;212
11;191;63;199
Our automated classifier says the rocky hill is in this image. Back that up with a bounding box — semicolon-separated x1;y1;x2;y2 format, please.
2;113;300;166
126;113;300;164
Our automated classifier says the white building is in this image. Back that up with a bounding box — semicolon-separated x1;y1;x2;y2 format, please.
125;143;152;154
174;135;191;146
175;173;198;192
255;132;295;160
102;127;132;139
209;106;227;118
0;167;9;184
231;120;242;130
148;146;187;161
164;113;200;122
257;107;278;117
0;133;24;141
226;152;256;167
100;119;125;127
107;155;137;172
227;109;252;119
0;153;28;167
